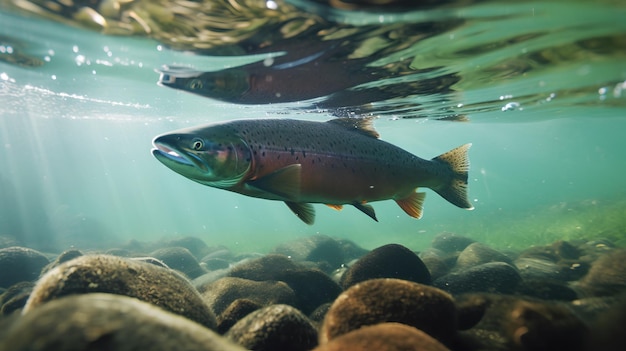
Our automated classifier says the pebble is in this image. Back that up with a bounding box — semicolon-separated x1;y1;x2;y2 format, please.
320;278;457;345
150;246;207;279
576;248;626;297
434;262;522;295
22;254;217;330
0;281;34;315
0;247;49;288
271;234;345;270
228;254;341;314
163;236;213;259
339;243;432;289
0;293;245;351
314;323;451;351
200;277;296;316
458;294;588;351
456;242;514;269
226;304;318;351
431;232;475;253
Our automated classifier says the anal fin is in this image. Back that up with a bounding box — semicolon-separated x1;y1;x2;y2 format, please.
285;202;315;225
352;202;378;222
326;204;343;211
395;191;426;219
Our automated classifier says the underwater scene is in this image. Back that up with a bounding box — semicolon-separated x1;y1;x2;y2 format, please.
0;0;625;350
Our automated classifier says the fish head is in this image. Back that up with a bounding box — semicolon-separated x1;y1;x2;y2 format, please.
152;127;251;188
158;65;249;102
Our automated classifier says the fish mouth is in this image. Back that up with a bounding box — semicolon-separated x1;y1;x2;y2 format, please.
151;137;206;174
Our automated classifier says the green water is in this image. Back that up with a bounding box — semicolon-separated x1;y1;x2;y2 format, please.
0;0;625;253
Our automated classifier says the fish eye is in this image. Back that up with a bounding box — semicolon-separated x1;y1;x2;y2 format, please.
192;139;203;150
189;79;203;90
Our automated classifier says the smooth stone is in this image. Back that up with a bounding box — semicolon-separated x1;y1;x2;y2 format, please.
431;232;475;253
0;247;49;288
455;243;514;270
433;262;522;295
216;298;261;334
516;279;578;301
203;258;230;270
320;278;457;345
23;254;217;330
228;254;341;314
200;277;296;316
419;248;452;280
314;323;451;351
576;248;626;297
340;243;432;289
514;257;567;281
0;281;34;315
163;236;212;259
335;239;369;262
271;235;345;269
585;296;626;351
40;249;83;275
459;294;587;351
226;304;318;351
150;246;207;279
0;293;246;351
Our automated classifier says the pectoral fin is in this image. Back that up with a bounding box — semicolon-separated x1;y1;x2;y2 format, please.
247;164;301;200
353;202;378;222
395;191;426;219
285;202;315;225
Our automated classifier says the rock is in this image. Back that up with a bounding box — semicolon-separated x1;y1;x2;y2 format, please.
455;243;514;270
226;304;318;351
320;278;457;345
203;258;230;270
335;239;369;262
459;294;587;351
434;262;522;295
340;243;432;289
576;248;626;297
200;277;296;316
431;232;475;253
163;236;212;259
309;302;331;326
216;298;261;334
0;247;49;288
228;254;341;314
503;299;588;351
229;254;300;280
586;296;626;351
150;247;207;279
419;248;452;280
516;279;578;301
315;323;451;351
271;235;345;269
40;249;83;275
0;293;246;351
0;281;34;315
201;246;235;261
23;254;217;330
514;257;568;281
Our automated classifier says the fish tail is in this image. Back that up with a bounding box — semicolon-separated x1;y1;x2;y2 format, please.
431;143;474;210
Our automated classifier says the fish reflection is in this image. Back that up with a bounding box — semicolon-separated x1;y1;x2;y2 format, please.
158;25;462;113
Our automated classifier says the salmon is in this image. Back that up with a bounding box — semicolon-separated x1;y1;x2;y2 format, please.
151;118;473;224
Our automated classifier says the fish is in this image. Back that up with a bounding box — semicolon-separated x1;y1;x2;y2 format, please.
151;118;473;224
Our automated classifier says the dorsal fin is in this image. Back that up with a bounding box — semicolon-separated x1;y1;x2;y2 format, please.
327;117;380;138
